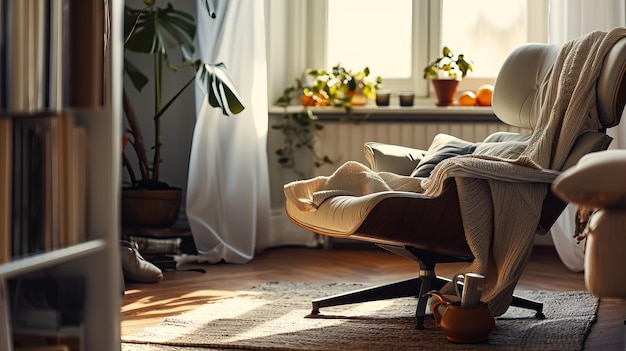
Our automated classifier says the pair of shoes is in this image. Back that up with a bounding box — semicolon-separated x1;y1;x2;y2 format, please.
120;241;163;283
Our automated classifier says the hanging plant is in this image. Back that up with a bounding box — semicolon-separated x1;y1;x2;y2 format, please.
273;65;382;177
273;79;332;178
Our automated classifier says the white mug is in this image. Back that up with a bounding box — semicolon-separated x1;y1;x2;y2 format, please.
453;273;485;307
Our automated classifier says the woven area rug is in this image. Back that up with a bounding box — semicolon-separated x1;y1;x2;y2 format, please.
121;281;598;351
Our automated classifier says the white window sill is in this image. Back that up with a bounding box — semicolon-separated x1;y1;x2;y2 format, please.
269;100;498;122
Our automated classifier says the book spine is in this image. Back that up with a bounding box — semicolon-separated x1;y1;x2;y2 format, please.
56;113;74;248
0;279;12;349
68;0;103;108
0;118;11;263
0;0;6;110
11;121;23;258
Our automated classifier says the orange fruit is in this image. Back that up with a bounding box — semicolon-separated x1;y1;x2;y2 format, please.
475;84;494;106
301;94;316;106
313;92;330;106
458;91;477;106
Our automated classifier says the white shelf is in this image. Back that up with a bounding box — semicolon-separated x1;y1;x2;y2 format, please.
0;0;122;350
0;239;107;278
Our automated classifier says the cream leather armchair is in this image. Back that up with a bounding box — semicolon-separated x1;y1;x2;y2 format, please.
285;31;626;329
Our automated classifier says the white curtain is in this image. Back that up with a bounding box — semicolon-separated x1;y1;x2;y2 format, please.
185;0;271;264
548;0;626;272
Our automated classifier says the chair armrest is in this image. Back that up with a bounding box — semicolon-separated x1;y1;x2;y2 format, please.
363;142;426;175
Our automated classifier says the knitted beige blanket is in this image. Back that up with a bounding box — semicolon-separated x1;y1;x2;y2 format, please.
284;28;626;316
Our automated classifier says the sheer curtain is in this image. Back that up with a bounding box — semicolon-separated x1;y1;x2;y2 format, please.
185;0;271;264
548;0;626;272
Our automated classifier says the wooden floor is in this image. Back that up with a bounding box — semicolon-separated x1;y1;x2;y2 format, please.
121;245;626;350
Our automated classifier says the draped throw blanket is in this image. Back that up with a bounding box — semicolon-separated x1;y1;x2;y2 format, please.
284;28;626;316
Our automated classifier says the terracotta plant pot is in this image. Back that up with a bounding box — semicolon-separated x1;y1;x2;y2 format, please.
122;187;182;228
431;79;460;106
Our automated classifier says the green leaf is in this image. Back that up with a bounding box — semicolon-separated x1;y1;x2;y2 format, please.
124;57;149;91
124;3;197;67
199;63;245;116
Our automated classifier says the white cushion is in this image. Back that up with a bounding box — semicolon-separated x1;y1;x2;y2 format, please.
492;43;560;129
552;149;626;209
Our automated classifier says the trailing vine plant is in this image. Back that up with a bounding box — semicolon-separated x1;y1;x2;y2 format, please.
272;65;382;178
273;79;332;178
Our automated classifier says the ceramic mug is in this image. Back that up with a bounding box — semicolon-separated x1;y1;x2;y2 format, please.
453;273;485;307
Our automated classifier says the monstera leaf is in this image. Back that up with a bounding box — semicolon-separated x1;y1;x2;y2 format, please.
199;63;245;116
124;3;195;66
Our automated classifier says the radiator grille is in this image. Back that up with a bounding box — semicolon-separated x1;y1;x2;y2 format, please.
314;120;526;175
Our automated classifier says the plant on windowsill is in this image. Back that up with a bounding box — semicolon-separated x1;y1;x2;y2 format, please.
273;65;382;178
122;0;244;228
423;46;473;106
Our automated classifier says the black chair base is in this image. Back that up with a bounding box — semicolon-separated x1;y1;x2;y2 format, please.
309;246;545;329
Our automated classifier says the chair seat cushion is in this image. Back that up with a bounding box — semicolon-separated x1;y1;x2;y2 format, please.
285;191;431;238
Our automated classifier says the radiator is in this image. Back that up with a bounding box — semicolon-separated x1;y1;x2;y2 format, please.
314;120;526;176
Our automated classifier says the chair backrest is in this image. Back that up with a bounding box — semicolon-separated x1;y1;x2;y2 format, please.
492;37;626;234
492;37;626;131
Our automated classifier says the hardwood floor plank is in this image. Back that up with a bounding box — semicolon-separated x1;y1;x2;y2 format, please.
121;245;625;350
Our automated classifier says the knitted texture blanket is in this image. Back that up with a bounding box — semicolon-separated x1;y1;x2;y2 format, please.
284;28;626;316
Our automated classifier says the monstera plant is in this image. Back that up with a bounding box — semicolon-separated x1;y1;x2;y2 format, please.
122;0;244;228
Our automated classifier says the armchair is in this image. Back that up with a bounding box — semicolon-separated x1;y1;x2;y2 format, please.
284;29;626;330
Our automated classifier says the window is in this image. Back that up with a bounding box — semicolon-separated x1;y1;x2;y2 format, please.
327;0;413;79
318;0;548;97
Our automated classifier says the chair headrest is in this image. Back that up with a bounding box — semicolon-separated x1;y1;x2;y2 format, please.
492;37;626;130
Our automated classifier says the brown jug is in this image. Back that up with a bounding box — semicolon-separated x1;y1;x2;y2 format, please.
430;291;495;343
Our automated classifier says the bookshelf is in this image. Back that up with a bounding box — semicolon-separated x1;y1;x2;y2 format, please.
0;1;122;350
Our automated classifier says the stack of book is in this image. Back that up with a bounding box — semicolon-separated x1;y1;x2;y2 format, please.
0;0;102;263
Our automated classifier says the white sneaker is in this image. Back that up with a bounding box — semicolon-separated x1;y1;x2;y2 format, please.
120;241;163;283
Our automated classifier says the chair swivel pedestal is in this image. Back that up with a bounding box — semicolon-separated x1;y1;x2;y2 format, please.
310;246;544;329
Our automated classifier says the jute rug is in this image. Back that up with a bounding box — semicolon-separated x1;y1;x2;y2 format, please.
121;281;598;351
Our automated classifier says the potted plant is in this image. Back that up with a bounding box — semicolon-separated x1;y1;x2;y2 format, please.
273;65;382;177
122;0;244;228
423;46;473;106
303;65;382;108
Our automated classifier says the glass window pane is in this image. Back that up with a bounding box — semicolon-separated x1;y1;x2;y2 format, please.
327;0;412;78
441;0;528;78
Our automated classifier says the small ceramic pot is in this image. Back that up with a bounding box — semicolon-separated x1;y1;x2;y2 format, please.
430;291;495;343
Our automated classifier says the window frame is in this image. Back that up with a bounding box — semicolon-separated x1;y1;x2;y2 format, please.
306;0;549;98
